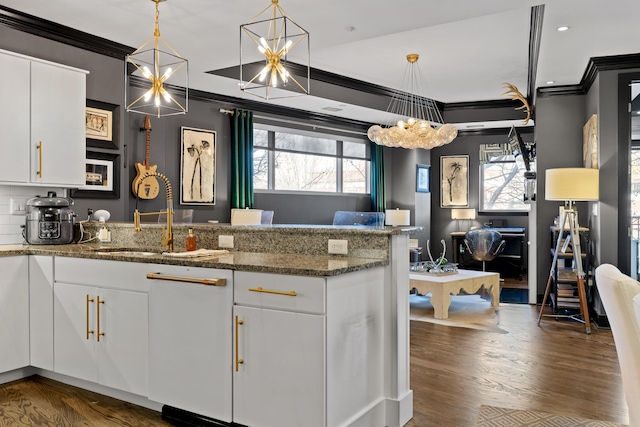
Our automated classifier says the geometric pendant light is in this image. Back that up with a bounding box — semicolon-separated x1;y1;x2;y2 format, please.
125;0;188;117
240;0;310;100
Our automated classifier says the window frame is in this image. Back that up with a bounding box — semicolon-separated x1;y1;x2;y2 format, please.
253;124;371;196
478;154;531;215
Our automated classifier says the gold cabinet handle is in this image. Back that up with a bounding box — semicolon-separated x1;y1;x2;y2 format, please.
248;287;297;297
235;315;244;372
146;272;226;287
86;294;94;340
36;141;43;178
97;297;105;342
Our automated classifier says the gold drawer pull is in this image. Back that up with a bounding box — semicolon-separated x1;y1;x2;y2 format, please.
235;315;244;372
146;272;226;286
248;287;297;297
36;141;43;178
97;297;105;342
86;294;94;340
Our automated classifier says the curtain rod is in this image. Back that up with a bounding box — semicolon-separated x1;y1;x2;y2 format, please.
219;108;367;136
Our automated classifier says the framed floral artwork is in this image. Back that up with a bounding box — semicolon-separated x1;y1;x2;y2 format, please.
440;155;469;208
180;126;216;205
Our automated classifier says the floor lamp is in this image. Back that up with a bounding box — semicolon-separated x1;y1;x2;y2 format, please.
537;168;599;334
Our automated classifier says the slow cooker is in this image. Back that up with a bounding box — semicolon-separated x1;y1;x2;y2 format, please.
24;192;76;244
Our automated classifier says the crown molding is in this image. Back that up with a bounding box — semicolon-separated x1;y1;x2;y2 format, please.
538;53;640;98
0;5;133;59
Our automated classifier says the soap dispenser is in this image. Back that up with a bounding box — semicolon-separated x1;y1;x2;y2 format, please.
186;228;197;251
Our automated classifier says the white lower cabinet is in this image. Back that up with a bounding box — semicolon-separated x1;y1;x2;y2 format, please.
233;269;385;427
0;256;29;374
29;255;54;370
148;265;233;422
233;305;325;427
53;258;148;396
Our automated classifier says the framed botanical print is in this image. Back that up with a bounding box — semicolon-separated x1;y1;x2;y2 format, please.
440;155;469;208
180;126;216;205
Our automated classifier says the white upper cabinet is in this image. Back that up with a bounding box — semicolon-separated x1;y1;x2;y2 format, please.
0;53;30;183
0;49;88;187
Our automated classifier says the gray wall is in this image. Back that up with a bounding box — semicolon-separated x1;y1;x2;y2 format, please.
429;131;530;265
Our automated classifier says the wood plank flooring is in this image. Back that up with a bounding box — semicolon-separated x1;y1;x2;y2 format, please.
0;304;627;427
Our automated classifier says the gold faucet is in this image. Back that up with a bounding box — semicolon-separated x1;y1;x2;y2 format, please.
133;172;174;252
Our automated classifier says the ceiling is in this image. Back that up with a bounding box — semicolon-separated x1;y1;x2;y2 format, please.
1;0;639;131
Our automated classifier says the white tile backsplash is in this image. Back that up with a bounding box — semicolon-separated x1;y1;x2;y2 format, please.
0;185;65;245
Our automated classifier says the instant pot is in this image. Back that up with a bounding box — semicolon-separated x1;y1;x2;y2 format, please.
24;192;76;244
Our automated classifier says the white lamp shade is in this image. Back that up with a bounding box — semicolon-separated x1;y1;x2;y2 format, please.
231;208;263;225
451;208;476;220
545;168;599;201
385;209;410;226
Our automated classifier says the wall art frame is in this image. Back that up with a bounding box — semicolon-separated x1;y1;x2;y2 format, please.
180;126;216;205
440;155;469;208
86;99;119;150
583;113;598;168
416;164;430;193
70;151;120;199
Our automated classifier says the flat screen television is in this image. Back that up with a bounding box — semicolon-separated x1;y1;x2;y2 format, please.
508;126;535;171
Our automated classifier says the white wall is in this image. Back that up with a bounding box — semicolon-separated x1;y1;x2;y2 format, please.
0;185;63;244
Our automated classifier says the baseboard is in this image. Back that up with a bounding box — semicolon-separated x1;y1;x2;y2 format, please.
340;397;386;427
385;390;414;427
162;405;243;427
35;369;163;412
0;366;37;385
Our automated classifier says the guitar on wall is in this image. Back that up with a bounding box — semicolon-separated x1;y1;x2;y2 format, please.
131;115;160;199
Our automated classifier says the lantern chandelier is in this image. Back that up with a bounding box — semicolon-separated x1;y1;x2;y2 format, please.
240;0;310;100
125;0;188;118
367;54;458;149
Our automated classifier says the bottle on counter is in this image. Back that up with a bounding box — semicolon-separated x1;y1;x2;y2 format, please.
186;227;197;251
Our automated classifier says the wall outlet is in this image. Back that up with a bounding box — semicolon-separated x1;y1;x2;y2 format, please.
98;227;111;242
10;198;26;215
328;239;348;255
219;235;234;248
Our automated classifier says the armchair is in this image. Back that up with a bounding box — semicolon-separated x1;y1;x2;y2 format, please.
594;264;640;427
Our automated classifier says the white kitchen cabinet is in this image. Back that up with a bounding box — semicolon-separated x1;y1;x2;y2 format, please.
0;256;29;374
53;258;148;396
233;305;325;427
233;268;385;427
0;52;30;183
148;265;233;422
29;255;54;370
0;49;87;187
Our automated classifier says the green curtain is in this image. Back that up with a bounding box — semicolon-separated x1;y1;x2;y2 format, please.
370;143;386;212
230;109;254;209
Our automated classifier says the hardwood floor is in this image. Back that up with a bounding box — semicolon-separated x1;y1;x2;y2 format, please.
0;304;627;427
406;303;627;427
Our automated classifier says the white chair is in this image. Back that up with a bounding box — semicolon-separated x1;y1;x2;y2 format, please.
595;264;640;427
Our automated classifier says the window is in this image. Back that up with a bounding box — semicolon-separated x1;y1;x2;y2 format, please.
253;126;370;194
479;147;531;213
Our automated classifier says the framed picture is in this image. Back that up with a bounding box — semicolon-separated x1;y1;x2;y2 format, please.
583;114;598;168
70;152;120;199
180;126;216;205
416;164;430;193
440;155;469;208
86;100;119;150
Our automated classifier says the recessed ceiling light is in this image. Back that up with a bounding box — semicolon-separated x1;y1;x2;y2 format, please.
557;26;569;32
546;81;555;85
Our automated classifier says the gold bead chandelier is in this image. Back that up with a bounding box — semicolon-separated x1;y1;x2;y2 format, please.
368;54;457;149
125;0;188;118
240;0;310;100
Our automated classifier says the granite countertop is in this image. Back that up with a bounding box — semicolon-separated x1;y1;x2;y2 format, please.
0;243;387;277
